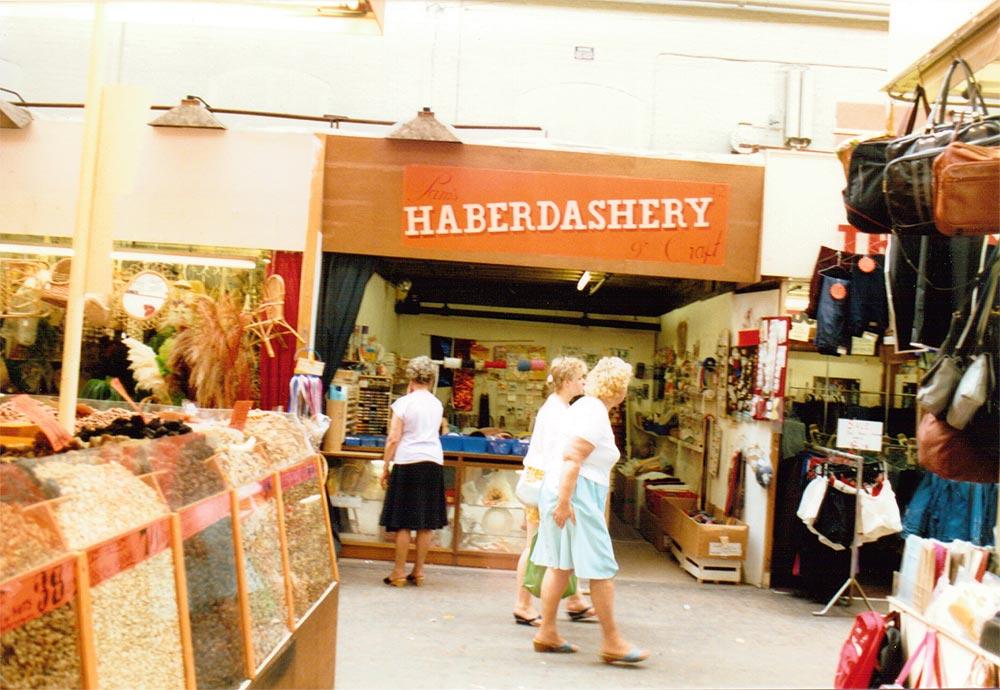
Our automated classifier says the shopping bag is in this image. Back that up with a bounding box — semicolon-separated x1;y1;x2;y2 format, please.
523;533;577;599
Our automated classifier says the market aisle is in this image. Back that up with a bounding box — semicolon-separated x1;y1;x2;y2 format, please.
334;541;857;689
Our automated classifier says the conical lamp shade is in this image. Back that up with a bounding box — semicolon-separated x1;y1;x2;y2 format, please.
387;107;461;143
0;100;32;129
149;97;225;129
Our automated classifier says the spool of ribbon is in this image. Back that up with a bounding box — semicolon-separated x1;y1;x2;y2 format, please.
443;357;462;369
517;358;531;372
530;359;547;371
485;360;507;369
474;360;485;371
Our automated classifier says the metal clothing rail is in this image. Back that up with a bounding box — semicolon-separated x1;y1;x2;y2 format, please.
809;445;878;616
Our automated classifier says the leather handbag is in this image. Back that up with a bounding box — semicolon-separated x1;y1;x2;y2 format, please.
915;311;965;415
841;86;929;234
933;139;1000;236
917;411;999;484
883;59;1000;235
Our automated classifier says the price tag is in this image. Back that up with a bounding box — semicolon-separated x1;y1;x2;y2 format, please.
1;557;76;635
837;418;883;452
87;517;171;587
229;401;252;431
180;492;231;540
294;357;325;377
110;378;145;416
280;460;318;492
9;396;72;452
709;541;743;557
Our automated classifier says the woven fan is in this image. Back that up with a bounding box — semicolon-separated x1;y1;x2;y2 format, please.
40;257;71;307
245;274;305;357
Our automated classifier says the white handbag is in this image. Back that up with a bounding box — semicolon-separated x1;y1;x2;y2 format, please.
515;466;545;506
946;353;992;430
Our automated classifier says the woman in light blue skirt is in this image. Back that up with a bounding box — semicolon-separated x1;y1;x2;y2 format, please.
531;357;649;665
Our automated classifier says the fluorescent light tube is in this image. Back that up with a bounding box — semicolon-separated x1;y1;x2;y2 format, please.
111;251;257;269
0;243;74;257
576;271;591;291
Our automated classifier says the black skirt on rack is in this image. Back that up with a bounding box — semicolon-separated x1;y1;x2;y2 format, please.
379;461;448;532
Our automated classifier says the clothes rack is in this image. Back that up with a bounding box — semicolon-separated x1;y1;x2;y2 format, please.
810;444;879;617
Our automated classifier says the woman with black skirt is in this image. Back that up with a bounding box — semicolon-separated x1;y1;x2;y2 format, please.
379;355;448;587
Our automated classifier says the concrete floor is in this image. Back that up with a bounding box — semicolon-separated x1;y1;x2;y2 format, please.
335;522;859;689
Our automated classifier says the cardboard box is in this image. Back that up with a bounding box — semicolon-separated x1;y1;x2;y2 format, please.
322;399;347;452
639;505;668;552
660;496;747;561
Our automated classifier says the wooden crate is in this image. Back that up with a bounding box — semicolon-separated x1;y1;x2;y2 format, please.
668;539;742;584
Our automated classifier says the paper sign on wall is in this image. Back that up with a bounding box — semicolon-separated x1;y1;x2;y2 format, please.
837;418;883;452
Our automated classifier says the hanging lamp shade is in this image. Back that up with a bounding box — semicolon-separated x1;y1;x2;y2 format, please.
0;100;32;129
386;107;461;143
149;95;225;129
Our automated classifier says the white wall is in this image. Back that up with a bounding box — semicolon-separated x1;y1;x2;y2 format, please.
887;0;993;78
659;288;781;586
0;1;890;156
354;272;400;355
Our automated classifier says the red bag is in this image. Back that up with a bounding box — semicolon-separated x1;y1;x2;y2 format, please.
834;610;889;688
917;412;999;484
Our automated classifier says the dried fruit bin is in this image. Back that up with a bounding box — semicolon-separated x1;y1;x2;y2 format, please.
230;476;293;675
83;515;192;690
178;491;248;689
278;457;338;623
0;553;91;690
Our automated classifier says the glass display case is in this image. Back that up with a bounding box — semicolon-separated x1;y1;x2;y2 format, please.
325;450;526;568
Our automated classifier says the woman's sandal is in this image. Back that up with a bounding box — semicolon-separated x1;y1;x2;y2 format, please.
406;573;425;586
600;648;650;664
533;639;578;653
567;606;597;622
513;613;542;627
382;576;407;587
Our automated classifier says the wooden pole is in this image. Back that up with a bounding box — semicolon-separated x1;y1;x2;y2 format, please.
74;553;99;690
296;134;327;350
316;454;341;582
58;1;106;434
229;490;258;679
272;471;297;630
169;514;198;690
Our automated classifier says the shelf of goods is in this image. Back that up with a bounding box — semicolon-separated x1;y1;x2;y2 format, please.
325;448;530;570
0;410;339;690
355;376;391;436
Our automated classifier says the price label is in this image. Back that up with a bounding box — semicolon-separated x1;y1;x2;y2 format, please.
0;557;76;635
280;460;318;492
229;401;253;431
9;396;72;452
709;541;743;557
180;492;231;540
87;517;171;587
837;418;883;452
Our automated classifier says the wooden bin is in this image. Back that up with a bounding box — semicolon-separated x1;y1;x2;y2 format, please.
660;496;747;584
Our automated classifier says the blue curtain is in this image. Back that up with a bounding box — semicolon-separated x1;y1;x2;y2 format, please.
316;252;375;387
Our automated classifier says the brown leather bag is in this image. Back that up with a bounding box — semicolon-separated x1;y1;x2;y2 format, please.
932;139;1000;236
917;412;999;484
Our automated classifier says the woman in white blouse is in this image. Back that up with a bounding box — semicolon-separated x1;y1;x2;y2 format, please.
378;356;447;587
513;357;594;626
531;357;648;664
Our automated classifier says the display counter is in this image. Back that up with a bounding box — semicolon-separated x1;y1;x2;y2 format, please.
325;448;528;570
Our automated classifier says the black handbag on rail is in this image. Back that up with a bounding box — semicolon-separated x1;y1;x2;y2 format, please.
883;59;1000;236
841;86;928;234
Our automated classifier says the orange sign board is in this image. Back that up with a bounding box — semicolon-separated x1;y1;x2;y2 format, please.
401;165;731;266
1;556;76;635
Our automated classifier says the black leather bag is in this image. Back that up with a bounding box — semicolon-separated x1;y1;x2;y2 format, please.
883;59;1000;235
841;87;928;234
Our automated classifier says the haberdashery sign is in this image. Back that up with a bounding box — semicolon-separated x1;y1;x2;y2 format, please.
400;165;731;266
321;136;764;282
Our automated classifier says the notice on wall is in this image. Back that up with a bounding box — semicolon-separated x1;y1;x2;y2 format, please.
837;418;883;452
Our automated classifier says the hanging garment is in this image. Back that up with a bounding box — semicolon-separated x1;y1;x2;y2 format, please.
813;480;857;549
815;275;851;355
477;393;490;428
858;479;903;544
806;247;861;319
903;472;998;547
848;254;889;337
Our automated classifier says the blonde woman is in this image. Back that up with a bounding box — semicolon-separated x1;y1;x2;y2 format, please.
379;356;446;587
531;357;649;664
513;357;595;626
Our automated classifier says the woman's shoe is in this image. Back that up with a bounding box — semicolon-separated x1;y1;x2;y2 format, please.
513;613;542;627
533;639;579;653
383;576;407;587
567;606;597;622
600;648;649;664
406;573;425;586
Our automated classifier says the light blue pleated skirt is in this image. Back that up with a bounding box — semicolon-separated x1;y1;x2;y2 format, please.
531;475;619;580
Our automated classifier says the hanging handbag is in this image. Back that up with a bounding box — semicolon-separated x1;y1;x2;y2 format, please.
883;59;1000;235
933;138;1000;236
879;630;945;689
917;411;1000;484
841;86;929;234
915;311;966;416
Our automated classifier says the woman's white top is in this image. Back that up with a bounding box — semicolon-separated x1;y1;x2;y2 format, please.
561;395;620;487
523;394;570;473
390;389;444;465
